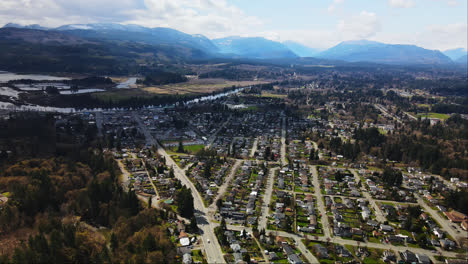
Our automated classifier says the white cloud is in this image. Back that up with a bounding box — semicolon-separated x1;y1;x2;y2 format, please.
430;0;459;7
0;0;263;38
256;11;381;50
337;11;381;39
123;0;263;38
371;23;467;50
0;0;464;52
388;0;415;8
328;0;345;13
259;29;338;49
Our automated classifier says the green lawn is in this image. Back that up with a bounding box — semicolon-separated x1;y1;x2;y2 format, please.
168;144;205;154
184;144;205;153
416;112;450;120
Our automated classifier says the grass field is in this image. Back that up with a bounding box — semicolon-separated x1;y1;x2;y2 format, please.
239;106;259;111
416;112;450;120
260;91;287;98
378;128;388;135
143;78;268;95
168;144;205;155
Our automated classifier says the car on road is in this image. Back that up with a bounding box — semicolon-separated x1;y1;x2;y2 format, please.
207;239;210;243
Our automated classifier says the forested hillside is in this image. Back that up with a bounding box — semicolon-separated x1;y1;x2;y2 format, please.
0;114;177;264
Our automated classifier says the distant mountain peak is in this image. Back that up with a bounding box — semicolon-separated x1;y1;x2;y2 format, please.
318;40;452;65
3;23;48;30
3;23;22;28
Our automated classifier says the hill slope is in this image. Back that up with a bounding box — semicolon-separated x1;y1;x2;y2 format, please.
317;40;452;65
54;23;219;54
0;28;208;74
455;54;467;65
213;36;298;59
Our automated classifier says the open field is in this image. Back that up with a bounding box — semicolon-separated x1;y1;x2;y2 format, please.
92;78;270;102
91;88;152;102
168;144;205;155
414;112;451;120
143;78;269;95
260;91;288;98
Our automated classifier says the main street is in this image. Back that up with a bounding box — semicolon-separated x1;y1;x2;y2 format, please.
133;112;226;264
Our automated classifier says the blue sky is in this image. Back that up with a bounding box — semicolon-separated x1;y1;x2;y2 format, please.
0;0;466;50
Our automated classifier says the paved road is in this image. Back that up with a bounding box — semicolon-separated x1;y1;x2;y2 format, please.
374;104;403;124
117;159;131;192
133;112;226;264
252;235;270;263
308;140;322;159
140;159;160;198
228;225;320;263
311;165;331;238
325;193;417;206
414;193;462;245
228;225;460;264
280;116;287;166
208;159;242;211
259;167;278;231
250;137;259;158
206;116;231;148
95;111;104;137
403;111;417;121
350;169;386;223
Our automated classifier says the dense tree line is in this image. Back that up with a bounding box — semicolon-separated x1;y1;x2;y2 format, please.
323;116;467;179
138;71;188;86
444;190;468;215
176;186;194;218
0;114;177;263
0;209;176;264
381;167;403;187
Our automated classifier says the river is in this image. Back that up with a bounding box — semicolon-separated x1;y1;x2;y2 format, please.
0;86;248;113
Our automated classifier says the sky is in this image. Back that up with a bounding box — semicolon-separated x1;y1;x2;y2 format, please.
0;0;466;51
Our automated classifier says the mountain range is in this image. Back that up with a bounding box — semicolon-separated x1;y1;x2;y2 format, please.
443;48;468;62
315;40;453;65
1;22;466;67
